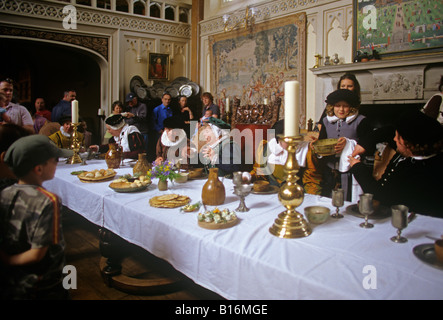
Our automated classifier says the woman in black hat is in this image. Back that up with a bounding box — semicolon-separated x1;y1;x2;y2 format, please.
314;89;373;201
90;114;145;159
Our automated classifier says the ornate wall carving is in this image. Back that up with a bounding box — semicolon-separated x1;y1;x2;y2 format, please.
0;0;190;38
0;25;109;60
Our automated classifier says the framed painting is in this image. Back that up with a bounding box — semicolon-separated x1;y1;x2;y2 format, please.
209;13;306;128
353;0;443;59
148;53;170;81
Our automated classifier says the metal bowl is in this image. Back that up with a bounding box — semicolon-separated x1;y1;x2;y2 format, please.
305;206;330;224
312;138;338;156
175;172;189;183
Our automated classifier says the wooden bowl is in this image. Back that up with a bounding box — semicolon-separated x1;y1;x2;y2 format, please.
312;138;338;156
188;168;203;179
435;239;443;262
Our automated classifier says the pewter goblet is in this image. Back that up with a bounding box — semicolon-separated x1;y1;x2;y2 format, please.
331;189;344;219
358;193;374;228
390;204;409;243
234;184;252;212
233;171;243;187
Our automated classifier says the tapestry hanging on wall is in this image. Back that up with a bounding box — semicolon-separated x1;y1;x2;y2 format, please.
209;12;306;128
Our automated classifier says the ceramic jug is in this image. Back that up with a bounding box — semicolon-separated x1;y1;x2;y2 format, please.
201;168;225;206
133;153;151;176
105;143;122;169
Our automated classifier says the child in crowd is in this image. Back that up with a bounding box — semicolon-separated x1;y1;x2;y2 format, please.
0;135;72;299
314;89;373;201
201;109;213;125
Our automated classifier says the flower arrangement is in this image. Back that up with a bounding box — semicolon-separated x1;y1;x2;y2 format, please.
147;160;180;182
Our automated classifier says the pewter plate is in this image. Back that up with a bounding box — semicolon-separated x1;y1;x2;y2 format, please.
179;84;193;97
109;184;149;193
251;185;279;195
413;243;443;271
345;204;391;220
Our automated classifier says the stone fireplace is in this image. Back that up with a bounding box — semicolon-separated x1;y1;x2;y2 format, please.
310;52;443;127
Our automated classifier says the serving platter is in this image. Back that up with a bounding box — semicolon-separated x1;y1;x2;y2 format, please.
198;217;238;230
78;170;116;183
251;185;279;195
345;204;391;220
109;184;149;193
413;243;443;270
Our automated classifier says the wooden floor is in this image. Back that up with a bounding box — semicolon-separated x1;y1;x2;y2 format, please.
62;209;225;300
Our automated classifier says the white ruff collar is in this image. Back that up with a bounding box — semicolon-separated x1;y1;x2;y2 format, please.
327;112;358;124
161;129;187;147
60;126;71;137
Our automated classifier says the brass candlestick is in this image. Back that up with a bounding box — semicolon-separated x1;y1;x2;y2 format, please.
225;111;232;127
269;135;312;238
313;54;322;68
67;122;82;164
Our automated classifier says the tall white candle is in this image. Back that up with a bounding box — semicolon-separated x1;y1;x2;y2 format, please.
284;81;300;137
71;100;79;123
226;98;230;112
264;98;269;105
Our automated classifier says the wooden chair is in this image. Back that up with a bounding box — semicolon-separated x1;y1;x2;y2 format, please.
38;121;61;136
230;98;281;168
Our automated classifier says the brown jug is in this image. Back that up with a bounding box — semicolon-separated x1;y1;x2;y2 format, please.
133;153;151;176
201;168;225;206
105;143;122;169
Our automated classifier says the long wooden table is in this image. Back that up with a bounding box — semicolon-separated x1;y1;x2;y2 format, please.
43;159;443;300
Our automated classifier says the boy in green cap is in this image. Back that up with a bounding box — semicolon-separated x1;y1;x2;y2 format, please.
0;135;72;299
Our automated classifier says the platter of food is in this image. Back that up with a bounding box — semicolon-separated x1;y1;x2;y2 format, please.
149;194;190;208
78;169;116;183
197;208;238;230
109;175;151;193
180;202;201;212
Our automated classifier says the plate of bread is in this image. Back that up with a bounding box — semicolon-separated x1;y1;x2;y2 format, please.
78;169;116;183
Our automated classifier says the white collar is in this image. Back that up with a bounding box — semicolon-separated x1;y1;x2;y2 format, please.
161;129;187;147
327;112;358;124
60;126;71;137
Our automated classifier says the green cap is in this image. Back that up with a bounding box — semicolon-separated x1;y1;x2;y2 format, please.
5;135;73;177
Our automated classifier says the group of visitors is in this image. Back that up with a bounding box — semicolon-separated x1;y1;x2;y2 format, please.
0;73;442;301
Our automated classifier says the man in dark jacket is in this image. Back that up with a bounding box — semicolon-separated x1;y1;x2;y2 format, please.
123;93;149;153
348;110;443;218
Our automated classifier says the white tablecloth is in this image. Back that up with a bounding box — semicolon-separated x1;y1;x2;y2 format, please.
44;159;443;300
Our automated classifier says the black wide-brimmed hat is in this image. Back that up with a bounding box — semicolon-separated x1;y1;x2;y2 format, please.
395;109;443;147
325;89;360;107
105;114;125;129
58;115;72;125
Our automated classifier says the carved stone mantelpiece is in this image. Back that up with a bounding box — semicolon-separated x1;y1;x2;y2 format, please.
371;68;424;101
310;53;443;116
